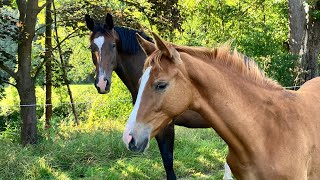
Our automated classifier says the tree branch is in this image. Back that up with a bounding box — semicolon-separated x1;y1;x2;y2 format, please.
0;78;16;87
0;62;17;80
37;0;54;14
33;28;80;79
16;0;27;22
52;28;80;51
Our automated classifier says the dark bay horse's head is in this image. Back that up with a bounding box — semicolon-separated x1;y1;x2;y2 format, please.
85;13;118;94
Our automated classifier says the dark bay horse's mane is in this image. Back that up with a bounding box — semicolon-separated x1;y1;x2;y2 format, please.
115;26;153;54
145;44;283;90
89;22;152;54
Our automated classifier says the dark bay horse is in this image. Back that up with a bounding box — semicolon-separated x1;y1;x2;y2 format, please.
124;32;320;179
85;13;232;179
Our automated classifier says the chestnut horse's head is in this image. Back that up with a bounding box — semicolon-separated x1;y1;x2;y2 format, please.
123;33;194;152
85;13;118;94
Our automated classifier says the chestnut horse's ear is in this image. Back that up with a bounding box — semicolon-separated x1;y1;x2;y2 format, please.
136;33;156;55
105;13;114;30
85;14;94;31
152;32;181;64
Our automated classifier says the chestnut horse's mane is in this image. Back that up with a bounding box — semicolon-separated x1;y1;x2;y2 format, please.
144;44;283;90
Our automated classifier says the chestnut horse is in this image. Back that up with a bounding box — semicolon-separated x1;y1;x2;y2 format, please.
84;14;232;179
124;32;320;179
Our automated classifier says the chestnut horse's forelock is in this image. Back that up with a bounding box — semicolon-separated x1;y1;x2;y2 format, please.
144;44;283;90
143;49;163;71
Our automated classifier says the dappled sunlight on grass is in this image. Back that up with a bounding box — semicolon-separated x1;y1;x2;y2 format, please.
0;123;228;179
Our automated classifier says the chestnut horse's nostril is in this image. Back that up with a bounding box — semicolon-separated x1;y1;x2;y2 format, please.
128;136;136;151
128;136;149;153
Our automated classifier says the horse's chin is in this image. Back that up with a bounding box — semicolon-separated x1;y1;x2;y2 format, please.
98;90;110;94
97;86;111;94
128;136;150;153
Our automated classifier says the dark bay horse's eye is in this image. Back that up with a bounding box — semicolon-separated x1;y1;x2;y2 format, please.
112;42;116;48
154;81;168;91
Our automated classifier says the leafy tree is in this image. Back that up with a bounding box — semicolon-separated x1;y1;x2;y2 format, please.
0;0;53;145
121;0;184;40
0;3;18;99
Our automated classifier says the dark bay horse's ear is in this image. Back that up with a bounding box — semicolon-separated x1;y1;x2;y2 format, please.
152;32;181;64
105;13;114;30
136;33;156;55
85;14;94;31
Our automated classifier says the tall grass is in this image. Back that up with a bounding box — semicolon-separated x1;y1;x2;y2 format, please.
0;123;227;179
0;73;228;179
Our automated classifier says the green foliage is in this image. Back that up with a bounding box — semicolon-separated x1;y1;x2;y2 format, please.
0;5;18;62
256;53;300;87
0;5;18;99
174;0;295;86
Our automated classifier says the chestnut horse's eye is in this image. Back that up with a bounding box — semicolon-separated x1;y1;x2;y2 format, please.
154;81;168;91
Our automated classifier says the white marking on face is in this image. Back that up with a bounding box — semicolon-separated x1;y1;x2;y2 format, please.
123;67;152;147
93;36;105;61
94;36;107;90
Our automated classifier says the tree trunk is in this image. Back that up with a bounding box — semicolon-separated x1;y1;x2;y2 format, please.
17;79;37;145
289;0;320;84
45;0;53;129
288;0;307;55
53;1;79;125
302;2;320;81
16;0;39;145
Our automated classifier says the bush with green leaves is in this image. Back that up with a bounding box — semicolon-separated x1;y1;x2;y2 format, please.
256;53;299;87
0;5;18;100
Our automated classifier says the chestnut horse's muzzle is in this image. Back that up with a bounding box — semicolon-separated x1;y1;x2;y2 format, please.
128;135;149;153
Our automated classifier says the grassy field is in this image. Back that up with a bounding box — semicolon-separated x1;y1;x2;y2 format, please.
0;74;228;179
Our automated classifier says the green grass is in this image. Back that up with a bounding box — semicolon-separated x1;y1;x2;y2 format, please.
0;122;228;179
0;73;228;179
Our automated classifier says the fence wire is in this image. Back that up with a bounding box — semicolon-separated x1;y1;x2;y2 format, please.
0;86;300;108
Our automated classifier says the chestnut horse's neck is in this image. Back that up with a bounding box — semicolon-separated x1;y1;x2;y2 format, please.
181;52;288;163
113;27;152;103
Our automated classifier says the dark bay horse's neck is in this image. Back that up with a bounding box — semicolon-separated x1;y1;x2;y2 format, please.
184;55;286;162
114;26;152;104
114;26;152;103
115;51;145;104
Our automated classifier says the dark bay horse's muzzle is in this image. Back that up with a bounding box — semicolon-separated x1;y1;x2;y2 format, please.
95;76;110;94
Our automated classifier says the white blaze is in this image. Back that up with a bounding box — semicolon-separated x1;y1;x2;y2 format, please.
93;36;105;59
123;67;152;147
94;36;107;91
94;36;105;74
